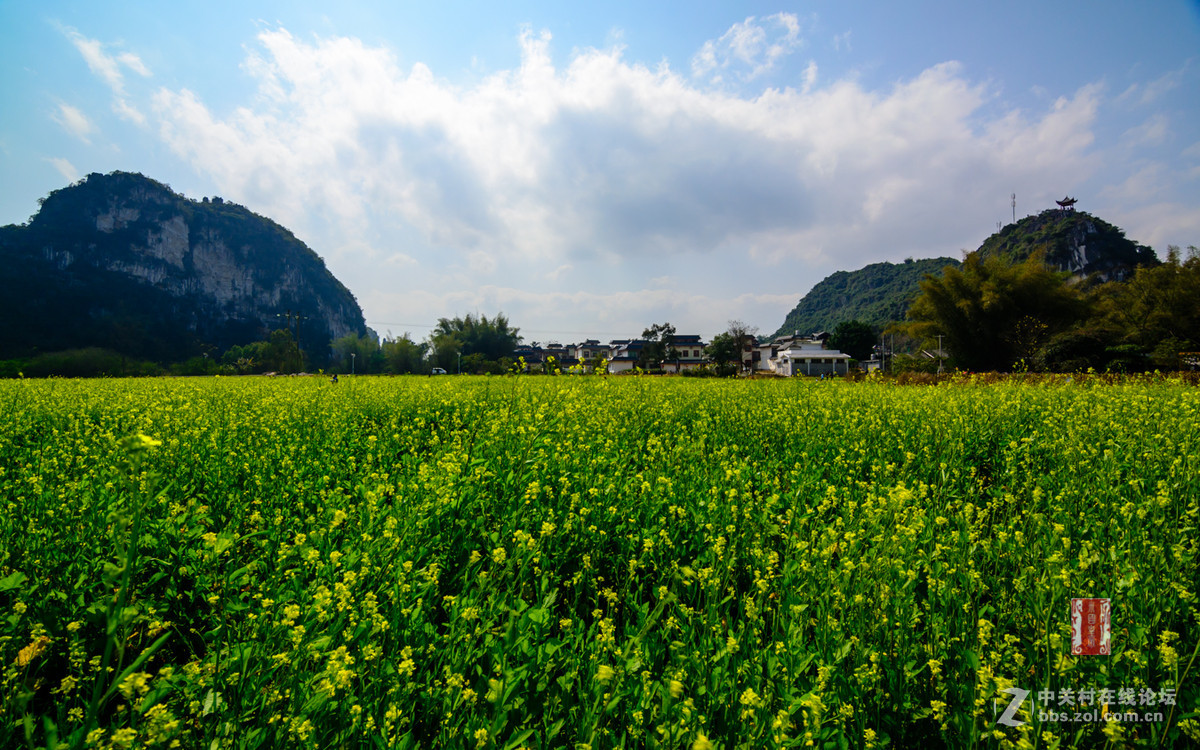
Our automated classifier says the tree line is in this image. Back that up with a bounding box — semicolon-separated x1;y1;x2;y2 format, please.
905;245;1200;372
328;313;523;375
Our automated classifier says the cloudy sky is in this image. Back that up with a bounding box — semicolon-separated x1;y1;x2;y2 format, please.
3;1;1198;343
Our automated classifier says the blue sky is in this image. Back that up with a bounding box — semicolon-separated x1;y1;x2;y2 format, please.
3;1;1198;343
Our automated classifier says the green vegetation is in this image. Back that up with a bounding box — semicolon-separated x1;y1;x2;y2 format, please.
1093;246;1200;370
428;314;522;374
907;253;1086;372
773;258;960;340
2;376;1197;748
977;210;1157;277
827;321;876;362
639;323;679;370
907;247;1199;373
0;171;366;368
774;210;1175;373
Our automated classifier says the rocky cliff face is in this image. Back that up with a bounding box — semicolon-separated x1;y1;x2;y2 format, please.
977;209;1158;282
0;171;366;363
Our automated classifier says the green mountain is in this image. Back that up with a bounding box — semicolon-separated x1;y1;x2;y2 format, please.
772;257;960;338
977;208;1158;280
0;171;366;365
772;208;1161;341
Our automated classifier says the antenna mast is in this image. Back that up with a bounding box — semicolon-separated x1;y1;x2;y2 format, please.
1011;193;1016;223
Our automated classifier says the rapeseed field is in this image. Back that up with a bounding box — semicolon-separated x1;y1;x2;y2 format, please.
0;375;1196;749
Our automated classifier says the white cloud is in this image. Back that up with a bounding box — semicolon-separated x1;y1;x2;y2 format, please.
61;27;152;129
800;60;818;94
468;250;497;274
691;14;804;82
117;51;151;78
1122;113;1169;148
363;284;802;341
1104;199;1200;254
384;252;419;267
113;97;146;125
46;157;79;183
63;28;151;97
52;102;93;142
66;31;125;92
137;26;1156;335
545;264;572;281
156;31;1097;265
1118;63;1189;107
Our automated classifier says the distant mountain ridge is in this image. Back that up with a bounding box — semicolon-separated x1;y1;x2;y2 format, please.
773;207;1159;339
0;171;366;364
773;257;959;338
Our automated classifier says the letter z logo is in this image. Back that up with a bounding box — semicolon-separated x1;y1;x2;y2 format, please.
996;687;1029;727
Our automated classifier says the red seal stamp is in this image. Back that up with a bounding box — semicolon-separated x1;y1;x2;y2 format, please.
1071;598;1110;655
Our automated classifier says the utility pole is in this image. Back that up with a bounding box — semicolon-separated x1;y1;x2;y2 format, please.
277;308;309;371
937;334;944;374
351;352;355;375
1012;193;1016;224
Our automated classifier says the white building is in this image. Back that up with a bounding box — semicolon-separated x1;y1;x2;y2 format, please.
756;332;852;377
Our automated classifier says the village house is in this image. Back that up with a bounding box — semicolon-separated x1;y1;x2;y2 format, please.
518;333;784;375
571;339;605;362
664;334;707;372
754;331;852;377
605;339;644;373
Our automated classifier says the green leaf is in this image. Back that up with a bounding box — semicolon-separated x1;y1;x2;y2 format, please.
124;602;145;621
42;715;60;749
226;563;254;584
203;690;226;715
503;729;536;750
834;641;852;662
963;649;980;671
100;632;173;705
0;571;27;592
102;562;124;586
213;533;236;555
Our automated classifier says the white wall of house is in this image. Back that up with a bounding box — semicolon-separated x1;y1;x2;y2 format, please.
755;344;777;371
764;337;852;376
